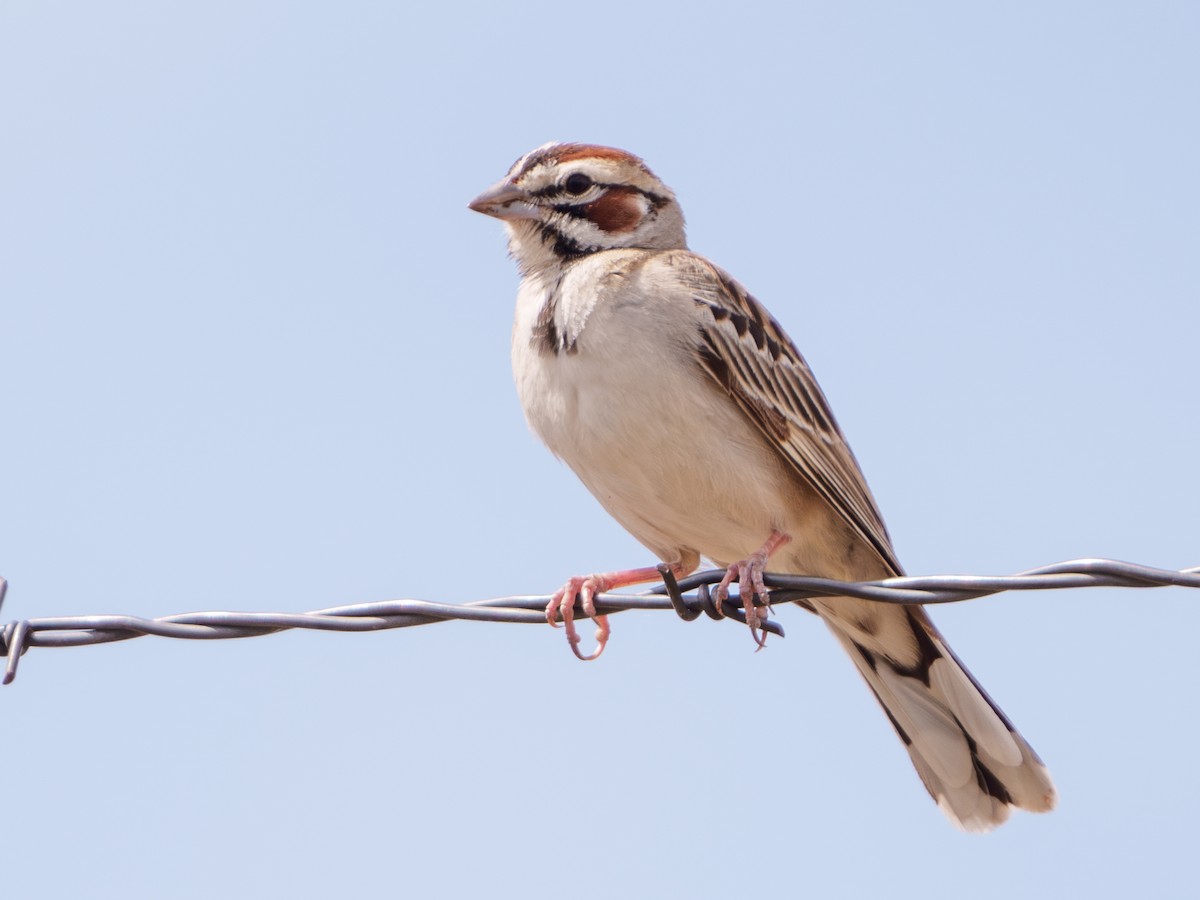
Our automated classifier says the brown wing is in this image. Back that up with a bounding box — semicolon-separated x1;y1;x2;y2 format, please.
668;252;903;576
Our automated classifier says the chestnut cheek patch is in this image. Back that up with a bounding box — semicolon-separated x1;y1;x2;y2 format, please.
584;188;646;233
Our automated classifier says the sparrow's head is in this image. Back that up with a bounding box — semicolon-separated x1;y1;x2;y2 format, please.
469;143;687;274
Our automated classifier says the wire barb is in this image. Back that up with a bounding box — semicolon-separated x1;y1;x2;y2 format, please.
0;558;1196;685
658;563;700;621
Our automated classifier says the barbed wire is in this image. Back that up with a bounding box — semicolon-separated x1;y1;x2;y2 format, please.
1;557;1197;685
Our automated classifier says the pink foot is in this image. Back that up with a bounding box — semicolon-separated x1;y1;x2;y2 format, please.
546;563;687;661
716;531;792;650
546;575;613;662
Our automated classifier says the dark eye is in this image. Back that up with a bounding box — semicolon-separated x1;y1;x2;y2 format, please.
563;172;593;195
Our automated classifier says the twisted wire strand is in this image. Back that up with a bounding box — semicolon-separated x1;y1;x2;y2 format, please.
1;558;1197;685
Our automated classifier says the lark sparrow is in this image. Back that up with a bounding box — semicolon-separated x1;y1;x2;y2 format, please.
470;142;1055;830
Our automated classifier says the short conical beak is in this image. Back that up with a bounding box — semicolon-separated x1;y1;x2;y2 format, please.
468;178;540;221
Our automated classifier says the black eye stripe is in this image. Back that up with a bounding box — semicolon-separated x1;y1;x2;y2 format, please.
552;205;589;219
529;181;661;201
643;190;669;209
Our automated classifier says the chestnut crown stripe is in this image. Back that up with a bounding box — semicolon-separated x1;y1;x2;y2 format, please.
511;142;650;178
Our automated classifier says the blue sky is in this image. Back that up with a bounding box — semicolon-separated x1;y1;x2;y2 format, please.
2;3;1198;898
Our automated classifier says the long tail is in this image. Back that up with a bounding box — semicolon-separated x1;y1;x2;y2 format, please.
815;598;1056;831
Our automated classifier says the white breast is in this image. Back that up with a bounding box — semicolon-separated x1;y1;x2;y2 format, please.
511;251;807;568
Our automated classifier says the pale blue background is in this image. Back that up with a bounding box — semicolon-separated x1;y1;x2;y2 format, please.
2;3;1198;898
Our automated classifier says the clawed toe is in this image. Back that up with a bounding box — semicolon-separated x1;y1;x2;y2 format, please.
544;563;686;661
716;562;770;649
716;531;792;651
546;575;611;661
549;552;778;655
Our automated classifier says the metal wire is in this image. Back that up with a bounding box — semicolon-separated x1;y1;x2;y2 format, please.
1;558;1197;685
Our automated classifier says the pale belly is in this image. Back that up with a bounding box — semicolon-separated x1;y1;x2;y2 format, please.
514;322;865;579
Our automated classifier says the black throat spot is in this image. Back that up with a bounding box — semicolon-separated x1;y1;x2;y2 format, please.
531;283;576;355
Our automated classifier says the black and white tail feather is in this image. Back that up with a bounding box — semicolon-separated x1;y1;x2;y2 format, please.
822;605;1055;830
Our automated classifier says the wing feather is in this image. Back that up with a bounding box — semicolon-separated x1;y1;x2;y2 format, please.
667;252;903;575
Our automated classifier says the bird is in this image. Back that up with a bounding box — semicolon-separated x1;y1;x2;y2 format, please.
469;142;1056;831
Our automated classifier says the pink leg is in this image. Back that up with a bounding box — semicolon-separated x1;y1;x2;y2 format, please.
548;562;686;661
716;530;792;650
